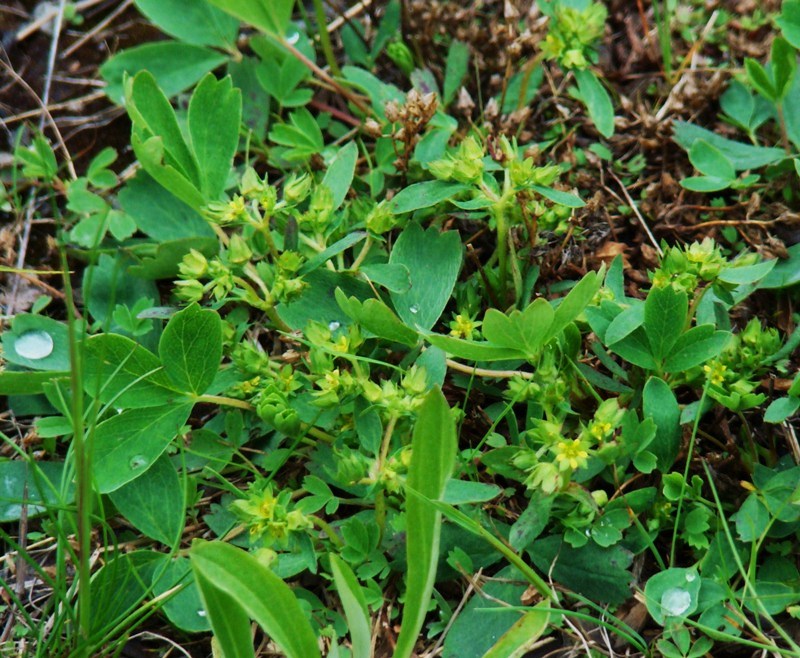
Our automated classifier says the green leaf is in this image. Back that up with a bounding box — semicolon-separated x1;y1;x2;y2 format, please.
93;404;192;493
442;480;502;505
673;121;786;170
509;494;553;552
644;285;688;361
300;232;367;276
771;36;797;101
482;603;550;658
268;107;324;162
395;387;457;658
329;554;371;658
190;539;320;658
128;237;219;280
483;299;554;356
605;304;645;347
83;254;159;326
278;269;372;331
206;0;295;35
778;0;800;49
425;334;526;361
765;396;800;423
717;259;776;284
188;74;242;201
101;42;227;104
528;536;632;605
443;40;470;106
2;314;70;371
0;461;72;522
0;370;69;396
109;454;184;545
84;334;182;408
322;141;358;210
152;557;211;632
642;377;680;472
545;270;602;342
119;172;214;241
760;243;800;289
745;58;778;102
335;289;419;347
643;568;701;625
680;175;734;192
126;71;200;186
531;185;586;207
390;223;463;331
193;568;256;658
359;263;411;293
688;140;735;180
573;68;615;137
663;326;730;372
390;180;470;214
133;0;239;47
159;304;222;395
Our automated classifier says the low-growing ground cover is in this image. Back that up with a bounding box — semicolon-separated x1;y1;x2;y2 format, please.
1;1;799;656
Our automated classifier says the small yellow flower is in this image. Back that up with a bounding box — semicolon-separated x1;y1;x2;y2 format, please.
449;314;480;339
590;421;613;441
553;439;589;471
703;361;727;386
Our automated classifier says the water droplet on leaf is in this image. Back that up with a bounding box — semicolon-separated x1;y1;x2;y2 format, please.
15;330;54;360
409;304;419;314
197;609;207;617
685;572;696;582
286;31;300;45
661;587;692;617
328;321;340;332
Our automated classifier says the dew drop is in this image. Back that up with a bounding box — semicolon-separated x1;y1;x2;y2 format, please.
660;587;692;617
197;609;207;617
129;455;148;470
409;304;420;314
286;31;300;45
15;330;54;360
685;572;696;582
328;321;341;332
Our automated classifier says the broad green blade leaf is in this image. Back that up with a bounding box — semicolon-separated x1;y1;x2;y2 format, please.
573;68;614;138
93;403;192;493
718;259;776;285
680;175;733;192
745;58;777;102
482;603;550;658
322;141;358;210
84;334;183;408
771;37;797;100
443;40;470;106
193;568;255;658
609;327;657;370
765;396;800;423
278;269;372;331
125;71;200;185
442;480;502;505
329;554;372;658
390;181;470;214
109;454;184;546
425;334;526;361
395;387;457;658
0;370;68;395
101;42;228;103
133;0;239;47
642;377;680;472
545;270;602;342
188;74;242;201
159;303;222;395
644;285;688;361
663;326;730;372
190;540;320;658
688;140;735;180
673;121;786;170
206;0;295;35
604;303;644;346
132;133;206;209
389;223;463;331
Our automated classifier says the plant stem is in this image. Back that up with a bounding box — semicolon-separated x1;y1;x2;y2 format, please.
310;0;341;77
312;516;344;548
60;248;92;643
